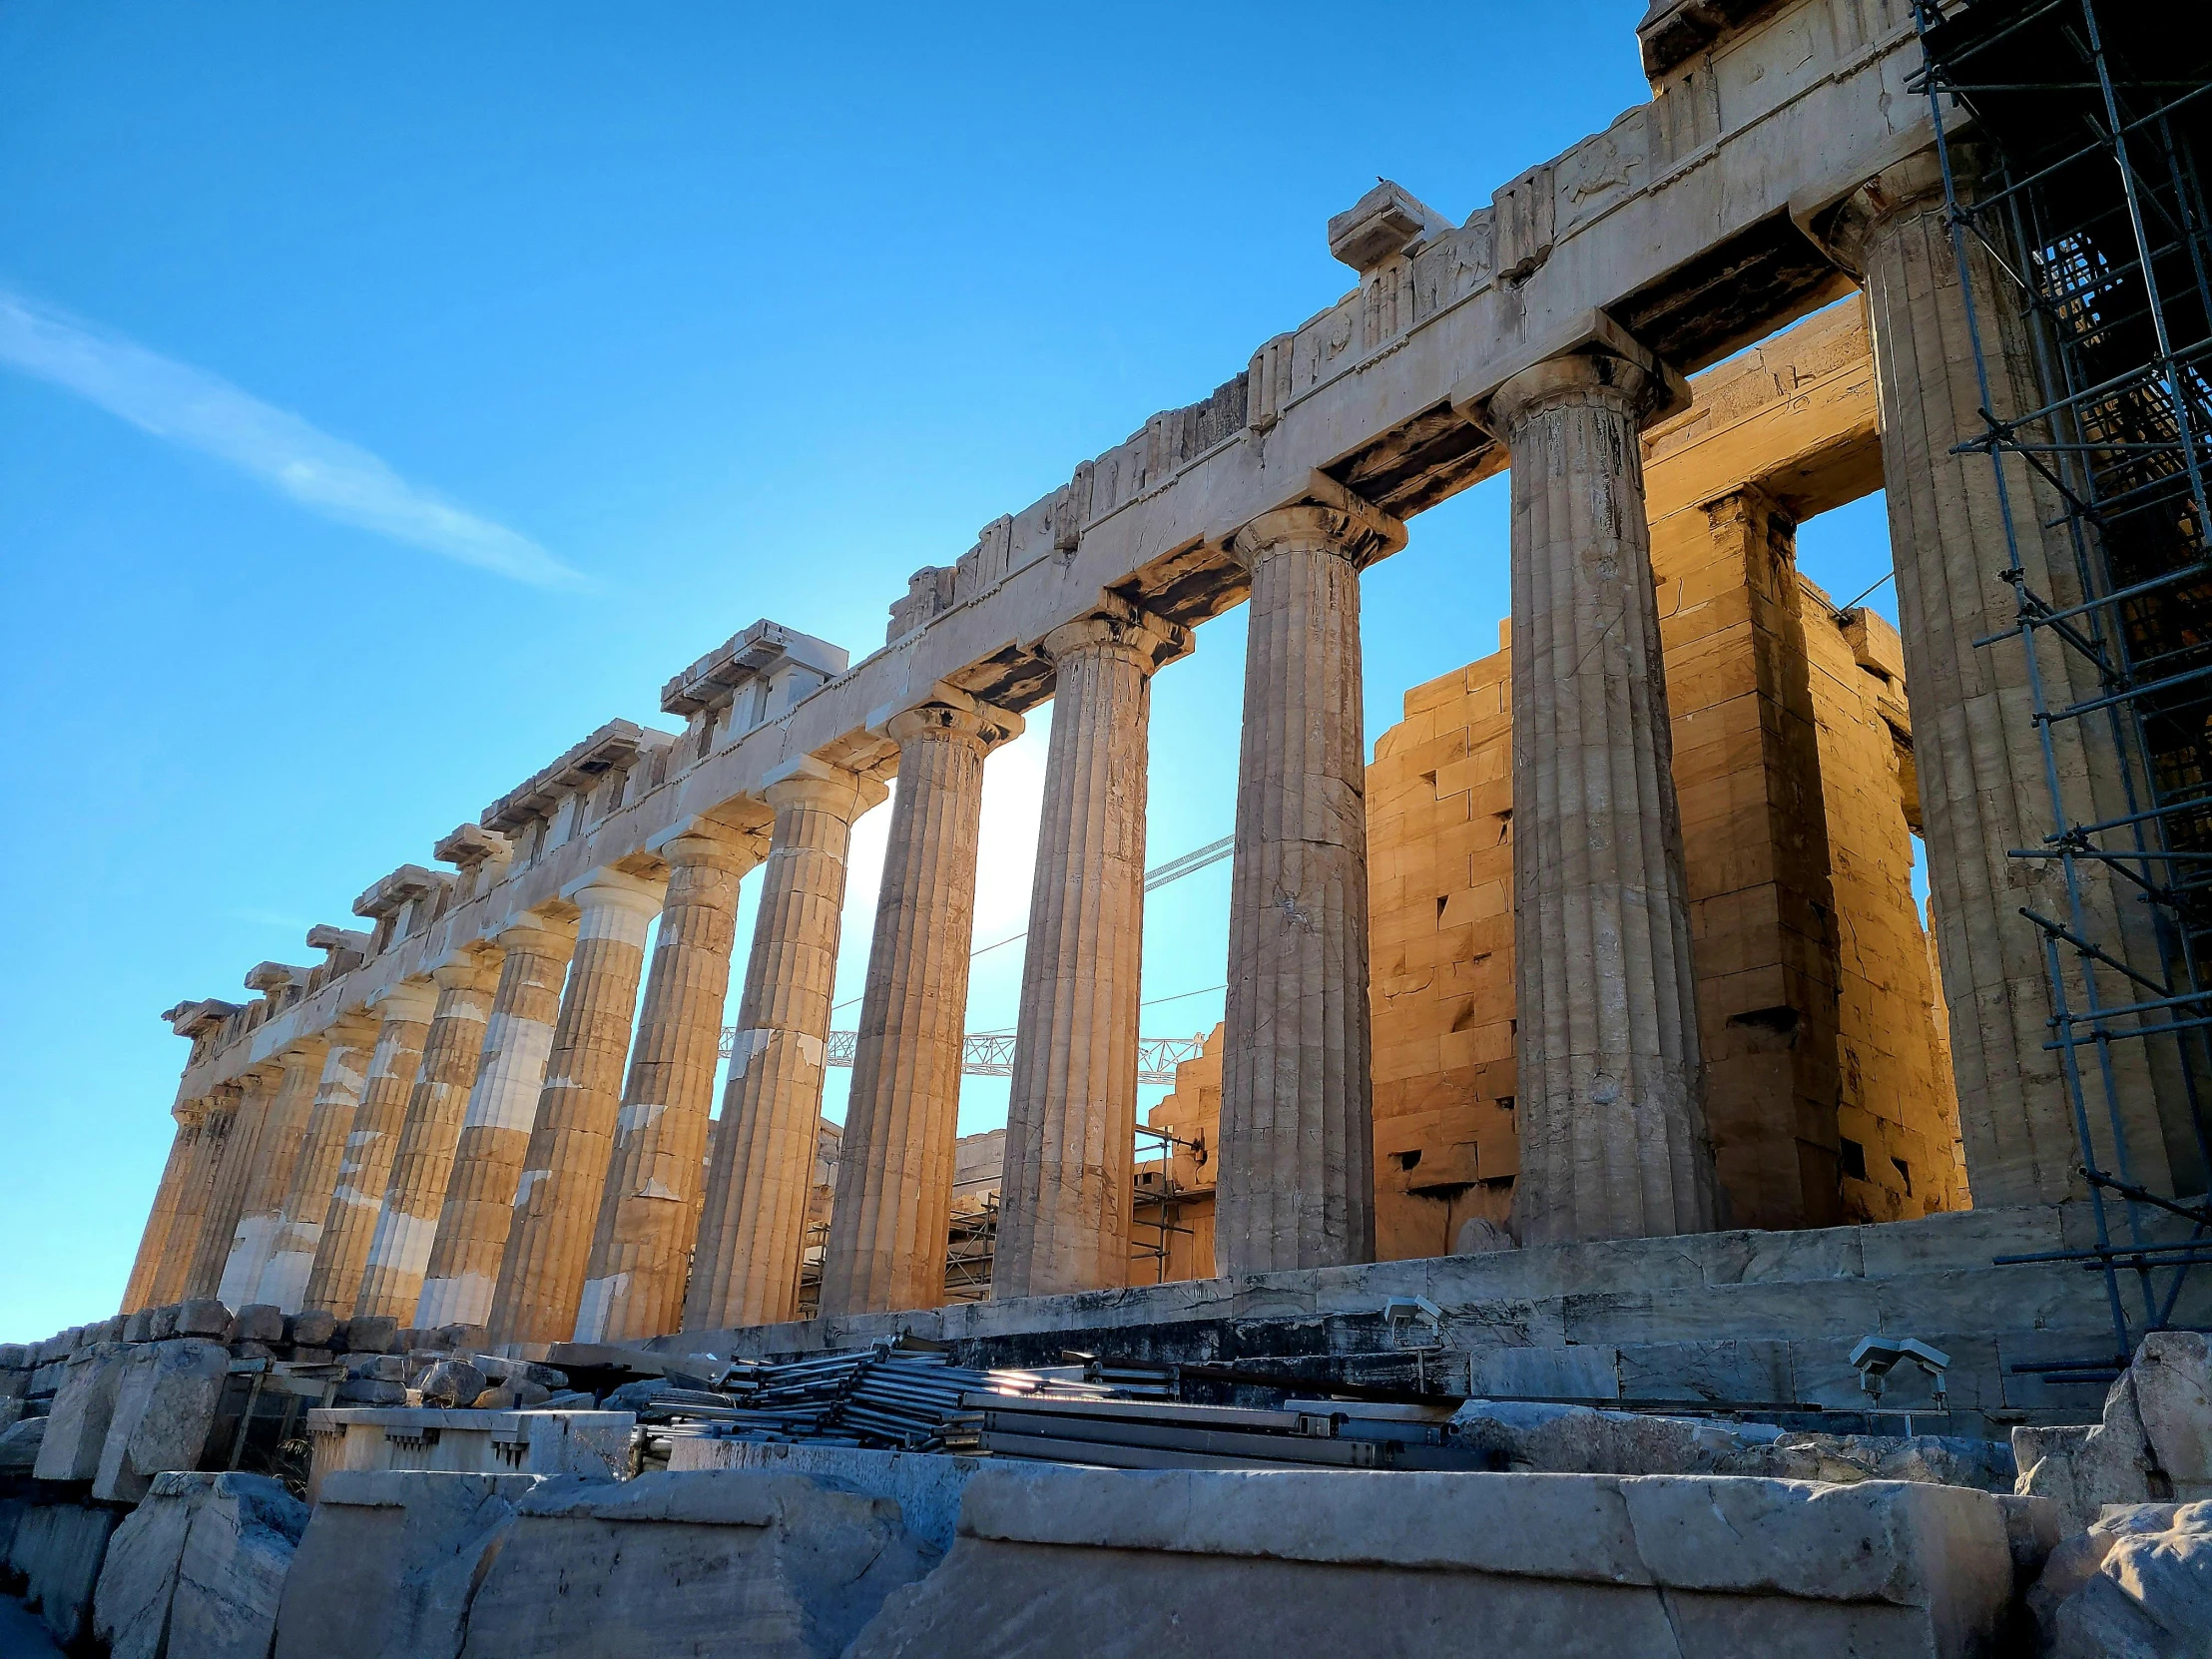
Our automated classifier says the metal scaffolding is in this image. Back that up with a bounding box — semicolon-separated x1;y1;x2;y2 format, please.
1912;0;2212;1373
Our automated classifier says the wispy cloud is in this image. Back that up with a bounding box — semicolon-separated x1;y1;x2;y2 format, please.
0;285;588;590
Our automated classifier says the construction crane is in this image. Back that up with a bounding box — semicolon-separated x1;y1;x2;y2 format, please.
717;1028;1210;1086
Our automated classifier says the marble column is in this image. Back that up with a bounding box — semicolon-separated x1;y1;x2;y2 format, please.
1824;150;2175;1203
576;827;759;1343
122;1098;207;1314
818;698;1022;1319
256;1017;377;1312
1490;346;1718;1246
218;1038;328;1308
414;913;578;1329
151;1094;229;1307
686;763;883;1331
354;952;504;1323
186;1072;275;1299
300;981;437;1315
485;867;665;1349
1216;494;1402;1275
994;603;1189;1299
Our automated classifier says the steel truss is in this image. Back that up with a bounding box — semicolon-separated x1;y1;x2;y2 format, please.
1912;0;2212;1373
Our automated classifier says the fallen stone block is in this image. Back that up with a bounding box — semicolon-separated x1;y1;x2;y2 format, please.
94;1339;231;1503
457;1469;935;1659
273;1471;544;1659
2036;1497;2212;1655
33;1343;128;1482
0;1368;26;1400
123;1311;155;1345
10;1499;121;1648
284;1309;336;1350
226;1305;283;1347
147;1306;180;1342
333;1380;407;1407
303;1407;634;1500
94;1471;207;1659
168;1473;309;1659
340;1316;397;1355
416;1361;485;1407
845;1464;2018;1659
0;1416;48;1471
671;1439;985;1555
2014;1330;2212;1531
0;1345;28;1369
175;1301;231;1340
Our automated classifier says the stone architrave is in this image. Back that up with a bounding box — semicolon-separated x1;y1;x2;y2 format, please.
575;827;759;1344
1216;491;1403;1276
185;1071;277;1300
218;1038;329;1309
149;1096;228;1309
1823;149;2177;1204
122;1098;207;1315
255;1016;377;1313
485;866;666;1350
353;950;504;1323
686;762;884;1331
299;981;437;1316
818;698;1023;1318
1488;346;1718;1245
414;912;578;1331
994;602;1190;1300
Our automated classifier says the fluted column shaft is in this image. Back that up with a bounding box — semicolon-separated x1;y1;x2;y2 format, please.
1496;348;1718;1246
995;606;1187;1299
256;1022;376;1312
1217;498;1400;1275
687;767;881;1330
1831;152;2174;1202
414;916;578;1329
152;1093;231;1307
577;830;757;1343
819;701;1019;1318
300;982;436;1315
218;1039;328;1307
185;1073;275;1299
122;1098;206;1314
485;868;665;1349
353;952;503;1322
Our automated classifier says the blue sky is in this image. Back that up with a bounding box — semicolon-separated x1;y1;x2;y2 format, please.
0;2;1903;1343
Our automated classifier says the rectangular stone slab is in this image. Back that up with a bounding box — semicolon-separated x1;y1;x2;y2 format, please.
841;1464;2016;1659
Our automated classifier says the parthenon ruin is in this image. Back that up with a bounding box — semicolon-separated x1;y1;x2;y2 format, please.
10;0;2212;1651
119;0;2135;1339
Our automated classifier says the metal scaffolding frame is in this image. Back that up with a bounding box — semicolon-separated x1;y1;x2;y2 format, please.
1912;0;2212;1375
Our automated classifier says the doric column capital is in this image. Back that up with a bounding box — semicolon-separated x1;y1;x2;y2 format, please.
1488;347;1663;432
281;1034;330;1068
173;1097;210;1130
367;977;439;1025
1038;597;1192;674
886;698;1024;754
560;864;670;923
762;755;888;818
430;947;503;997
647;821;763;878
323;1008;382;1052
1230;476;1405;574
496;909;580;961
1815;146;1954;277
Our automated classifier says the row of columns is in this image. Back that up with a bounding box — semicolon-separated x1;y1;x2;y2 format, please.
126;141;2110;1337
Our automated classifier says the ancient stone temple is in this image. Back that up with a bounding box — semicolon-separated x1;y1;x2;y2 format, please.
13;2;2212;1652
